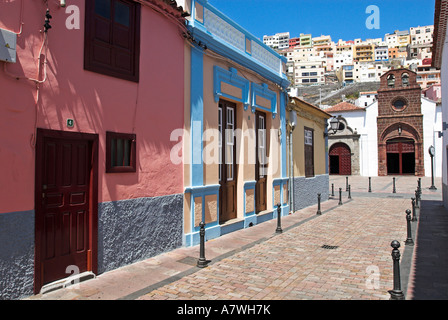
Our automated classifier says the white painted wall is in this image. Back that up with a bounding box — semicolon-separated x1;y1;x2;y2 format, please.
361;102;379;177
422;97;443;177
329;97;442;177
441;30;448;188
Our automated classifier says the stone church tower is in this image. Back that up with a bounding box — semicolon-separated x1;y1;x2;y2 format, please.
377;68;425;176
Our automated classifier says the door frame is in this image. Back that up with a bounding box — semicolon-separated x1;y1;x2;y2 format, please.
255;110;267;213
218;100;238;223
34;128;99;294
329;142;351;175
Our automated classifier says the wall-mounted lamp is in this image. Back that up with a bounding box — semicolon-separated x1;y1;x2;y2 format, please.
288;109;297;132
60;0;66;7
324;116;341;137
443;122;448;131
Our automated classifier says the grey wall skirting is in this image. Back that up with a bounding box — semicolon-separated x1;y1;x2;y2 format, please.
98;193;184;274
0;210;35;300
0;194;183;300
292;174;329;212
443;183;448;209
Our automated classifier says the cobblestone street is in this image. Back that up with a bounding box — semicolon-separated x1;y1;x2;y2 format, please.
27;176;446;301
139;196;409;300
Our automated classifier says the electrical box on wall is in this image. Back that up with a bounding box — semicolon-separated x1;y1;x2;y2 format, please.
0;28;17;63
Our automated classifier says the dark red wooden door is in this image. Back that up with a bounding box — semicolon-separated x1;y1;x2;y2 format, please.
386;139;415;175
35;130;98;292
329;143;351;175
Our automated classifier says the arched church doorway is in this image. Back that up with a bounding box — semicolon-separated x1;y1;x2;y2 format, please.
329;143;351;175
386;138;415;175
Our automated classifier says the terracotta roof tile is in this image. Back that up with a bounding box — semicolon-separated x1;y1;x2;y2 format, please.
325;101;366;113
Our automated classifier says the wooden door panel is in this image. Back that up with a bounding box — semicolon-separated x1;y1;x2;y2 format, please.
35;130;97;292
386;139;415;175
225;183;236;215
340;155;351;176
219;101;237;223
329;143;351;175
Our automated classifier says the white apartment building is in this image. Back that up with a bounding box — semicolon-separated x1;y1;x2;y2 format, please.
385;33;398;47
334;50;354;70
408;43;433;60
353;61;390;83
263;32;290;50
410;25;434;45
375;45;389;61
385;30;410;48
294;60;325;86
355;91;378;107
312;35;332;47
292;46;317;62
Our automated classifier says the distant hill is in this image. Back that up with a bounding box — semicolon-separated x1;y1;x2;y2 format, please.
292;82;381;107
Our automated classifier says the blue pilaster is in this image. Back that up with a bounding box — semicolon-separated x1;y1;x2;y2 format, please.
191;45;204;186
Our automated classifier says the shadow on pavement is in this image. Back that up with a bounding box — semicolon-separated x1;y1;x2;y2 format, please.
408;200;448;300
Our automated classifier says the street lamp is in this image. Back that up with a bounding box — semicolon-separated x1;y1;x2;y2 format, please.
429;145;437;190
324;116;341;137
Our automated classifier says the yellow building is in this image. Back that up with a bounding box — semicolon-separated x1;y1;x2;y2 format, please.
354;44;375;62
286;97;331;212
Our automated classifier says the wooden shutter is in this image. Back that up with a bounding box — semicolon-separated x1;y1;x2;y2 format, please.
304;128;314;177
84;0;141;82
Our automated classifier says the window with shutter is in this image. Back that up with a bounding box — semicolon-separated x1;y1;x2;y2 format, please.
106;131;136;173
84;0;141;82
304;128;314;177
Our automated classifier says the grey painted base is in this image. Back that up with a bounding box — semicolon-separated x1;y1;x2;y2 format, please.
443;183;448;209
0;210;35;300
292;174;329;212
98;193;183;274
0;193;183;300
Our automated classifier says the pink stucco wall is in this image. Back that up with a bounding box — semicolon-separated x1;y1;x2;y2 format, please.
0;0;184;213
424;84;442;102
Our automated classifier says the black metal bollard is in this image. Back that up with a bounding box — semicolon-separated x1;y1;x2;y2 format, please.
393;177;396;193
317;194;322;215
331;183;334;197
405;209;414;246
414;190;420;221
388;240;405;300
338;188;342;205
411;198;417;222
368;177;372;193
415;188;421;209
276;203;283;233
346;177;349;191
348;185;352;199
197;221;209;268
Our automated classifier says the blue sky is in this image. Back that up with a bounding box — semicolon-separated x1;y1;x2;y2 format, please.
207;0;436;42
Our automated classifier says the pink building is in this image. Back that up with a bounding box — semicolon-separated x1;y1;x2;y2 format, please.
0;0;186;298
423;84;442;102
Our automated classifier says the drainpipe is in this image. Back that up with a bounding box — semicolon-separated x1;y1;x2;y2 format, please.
288;108;297;213
289;129;294;213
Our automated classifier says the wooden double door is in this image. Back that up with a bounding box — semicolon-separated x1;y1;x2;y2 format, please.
218;102;268;222
34;129;98;293
386;138;415;175
329;143;351;175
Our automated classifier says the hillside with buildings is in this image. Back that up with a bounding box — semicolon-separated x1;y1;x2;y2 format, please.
264;26;441;106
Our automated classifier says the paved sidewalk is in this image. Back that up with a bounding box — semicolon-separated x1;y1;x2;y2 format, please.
25;176;446;300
